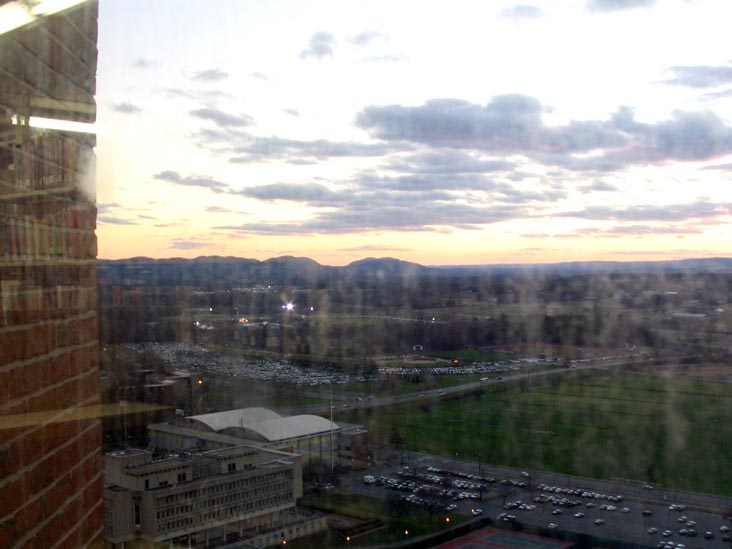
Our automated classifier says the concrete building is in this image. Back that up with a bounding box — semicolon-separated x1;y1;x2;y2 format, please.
148;407;371;467
0;1;103;547
104;445;326;548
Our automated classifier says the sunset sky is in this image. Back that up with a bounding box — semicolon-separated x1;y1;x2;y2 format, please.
94;0;732;265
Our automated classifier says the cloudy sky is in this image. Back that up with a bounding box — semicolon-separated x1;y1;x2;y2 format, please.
95;0;732;265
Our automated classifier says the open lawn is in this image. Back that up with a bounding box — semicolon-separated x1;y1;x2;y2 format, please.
342;372;732;495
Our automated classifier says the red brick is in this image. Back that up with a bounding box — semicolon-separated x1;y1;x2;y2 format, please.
28;455;56;496
0;402;30;445
0;520;14;548
55;379;78;409
79;502;104;547
36;508;67;549
57;319;79;348
77;424;102;460
13;498;42;536
77;317;98;346
0;438;23;477
69;346;90;376
22;426;50;461
44;421;75;453
28;386;58;414
57;523;82;549
43;476;72;516
0;328;24;364
0;478;24;520
8;361;45;399
78;370;100;401
81;478;102;511
45;352;71;386
25;324;57;358
53;442;81;480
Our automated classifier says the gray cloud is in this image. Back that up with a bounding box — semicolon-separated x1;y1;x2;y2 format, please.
585;0;655;12
559;200;732;222
349;32;382;46
354;173;563;203
190;108;255;128
191;68;228;82
159;88;232;101
169;238;213;250
215;175;536;235
283;108;300;117
701;163;732;171
385;150;513;174
154;170;229;192
205;206;246;214
356;95;625;153
359;173;496;192
607;248;710;256
663;65;732;88
98;216;138;225
111;102;142;114
340;245;412;252
646;110;732;161
357;96;732;167
700;87;732;100
97;202;122;215
227;136;407;163
499;4;544;19
300;32;335;59
132;58;155;68
577;180;618;193
236;182;338;203
214;200;525;235
602;225;703;235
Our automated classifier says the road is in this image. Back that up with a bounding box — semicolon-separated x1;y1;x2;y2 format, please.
290;356;653;416
339;451;732;547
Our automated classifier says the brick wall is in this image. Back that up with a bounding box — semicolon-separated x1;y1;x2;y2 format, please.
0;2;103;547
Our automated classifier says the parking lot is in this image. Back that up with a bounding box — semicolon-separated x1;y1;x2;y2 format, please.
343;456;732;548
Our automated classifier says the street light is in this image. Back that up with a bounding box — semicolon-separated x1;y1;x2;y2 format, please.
119;400;128;448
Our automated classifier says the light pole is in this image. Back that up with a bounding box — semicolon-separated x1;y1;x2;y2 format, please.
120;400;128;448
329;381;334;474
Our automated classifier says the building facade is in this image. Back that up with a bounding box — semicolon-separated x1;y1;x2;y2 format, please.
104;445;320;548
0;1;103;547
148;407;371;468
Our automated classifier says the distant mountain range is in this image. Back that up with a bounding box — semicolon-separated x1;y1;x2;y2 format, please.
97;256;732;286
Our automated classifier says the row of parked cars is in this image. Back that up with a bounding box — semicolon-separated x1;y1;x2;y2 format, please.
536;483;624;503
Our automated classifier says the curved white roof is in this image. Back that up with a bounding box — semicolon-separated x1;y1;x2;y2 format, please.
232;415;339;442
187;407;282;432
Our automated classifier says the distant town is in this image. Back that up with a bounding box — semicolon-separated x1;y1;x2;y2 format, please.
99;256;732;548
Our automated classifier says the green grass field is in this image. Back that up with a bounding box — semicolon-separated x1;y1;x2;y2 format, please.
342;372;732;495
